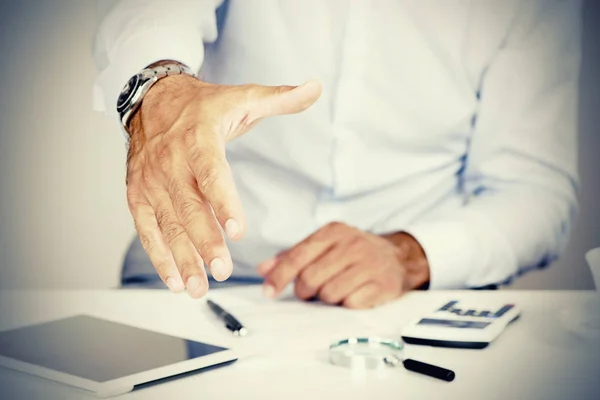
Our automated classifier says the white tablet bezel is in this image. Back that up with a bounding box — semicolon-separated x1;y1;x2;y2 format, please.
0;339;238;398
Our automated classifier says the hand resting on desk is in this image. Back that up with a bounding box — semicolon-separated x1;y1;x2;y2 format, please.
257;222;431;309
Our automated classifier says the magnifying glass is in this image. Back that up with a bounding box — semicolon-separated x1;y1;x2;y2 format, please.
329;337;455;382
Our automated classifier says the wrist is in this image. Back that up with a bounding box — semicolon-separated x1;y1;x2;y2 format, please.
128;73;202;150
118;60;198;140
382;232;431;290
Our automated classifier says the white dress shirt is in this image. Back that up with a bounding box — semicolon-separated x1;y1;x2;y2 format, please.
94;0;582;289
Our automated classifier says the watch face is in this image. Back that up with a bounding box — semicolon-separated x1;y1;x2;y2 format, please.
117;74;140;113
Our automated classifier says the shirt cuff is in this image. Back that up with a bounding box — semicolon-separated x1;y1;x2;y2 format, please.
92;27;205;120
403;209;516;290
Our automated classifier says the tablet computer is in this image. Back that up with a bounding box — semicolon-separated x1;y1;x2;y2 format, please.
0;315;238;397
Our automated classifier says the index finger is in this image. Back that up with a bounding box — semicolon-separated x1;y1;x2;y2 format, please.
186;128;246;241
263;230;334;298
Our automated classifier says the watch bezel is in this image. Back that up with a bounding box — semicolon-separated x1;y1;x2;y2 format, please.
117;74;141;114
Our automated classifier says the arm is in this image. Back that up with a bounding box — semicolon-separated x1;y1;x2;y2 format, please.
404;0;583;289
95;0;321;297
93;0;323;298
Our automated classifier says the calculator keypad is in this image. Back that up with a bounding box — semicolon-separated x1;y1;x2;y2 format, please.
436;301;514;319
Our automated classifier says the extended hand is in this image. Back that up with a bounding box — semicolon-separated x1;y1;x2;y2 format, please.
258;222;430;309
126;74;322;298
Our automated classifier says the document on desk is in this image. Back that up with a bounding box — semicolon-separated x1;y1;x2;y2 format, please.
203;288;385;358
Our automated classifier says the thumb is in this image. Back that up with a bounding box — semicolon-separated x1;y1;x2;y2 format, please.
250;80;322;119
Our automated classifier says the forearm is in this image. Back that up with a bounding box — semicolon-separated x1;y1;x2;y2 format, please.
401;0;582;290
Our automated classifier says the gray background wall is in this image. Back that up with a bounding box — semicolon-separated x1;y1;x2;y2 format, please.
0;0;598;290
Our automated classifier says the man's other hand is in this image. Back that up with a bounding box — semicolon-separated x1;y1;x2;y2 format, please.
257;222;430;309
126;75;322;298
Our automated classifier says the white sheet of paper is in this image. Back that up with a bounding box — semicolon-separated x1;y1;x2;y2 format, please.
202;287;389;357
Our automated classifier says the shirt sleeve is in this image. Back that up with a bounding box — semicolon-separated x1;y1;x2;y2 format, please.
403;0;583;289
92;0;223;120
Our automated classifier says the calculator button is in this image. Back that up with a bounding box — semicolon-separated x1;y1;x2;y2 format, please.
438;301;458;311
494;304;514;318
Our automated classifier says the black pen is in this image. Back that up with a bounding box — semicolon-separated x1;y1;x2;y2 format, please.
402;359;456;382
206;299;248;337
384;354;455;382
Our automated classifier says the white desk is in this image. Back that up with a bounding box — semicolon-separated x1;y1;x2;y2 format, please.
1;287;599;400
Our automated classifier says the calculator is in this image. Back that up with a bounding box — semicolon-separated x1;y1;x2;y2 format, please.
401;300;521;349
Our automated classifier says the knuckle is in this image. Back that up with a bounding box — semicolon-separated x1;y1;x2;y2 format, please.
126;190;142;210
169;180;200;224
319;286;339;304
298;270;317;291
196;238;221;256
177;199;201;226
155;206;170;227
294;282;313;300
293;286;304;299
139;234;154;253
241;84;260;99
379;277;398;293
196;165;220;192
325;221;348;235
274;85;288;95
153;260;172;275
182;127;197;148
349;236;369;253
343;296;358;308
326;221;342;230
155;208;184;242
177;262;198;281
126;188;135;205
162;222;185;242
196;239;211;254
344;297;367;309
210;200;228;219
285;249;304;269
188;147;210;169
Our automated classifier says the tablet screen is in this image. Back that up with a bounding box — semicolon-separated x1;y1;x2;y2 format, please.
0;315;227;383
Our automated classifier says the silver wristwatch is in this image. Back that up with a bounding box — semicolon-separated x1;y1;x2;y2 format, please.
117;62;195;136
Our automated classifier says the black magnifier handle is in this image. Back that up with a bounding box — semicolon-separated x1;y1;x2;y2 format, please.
402;358;456;382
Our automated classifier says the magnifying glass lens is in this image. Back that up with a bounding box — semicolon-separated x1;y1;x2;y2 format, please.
329;338;404;370
329;337;456;382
